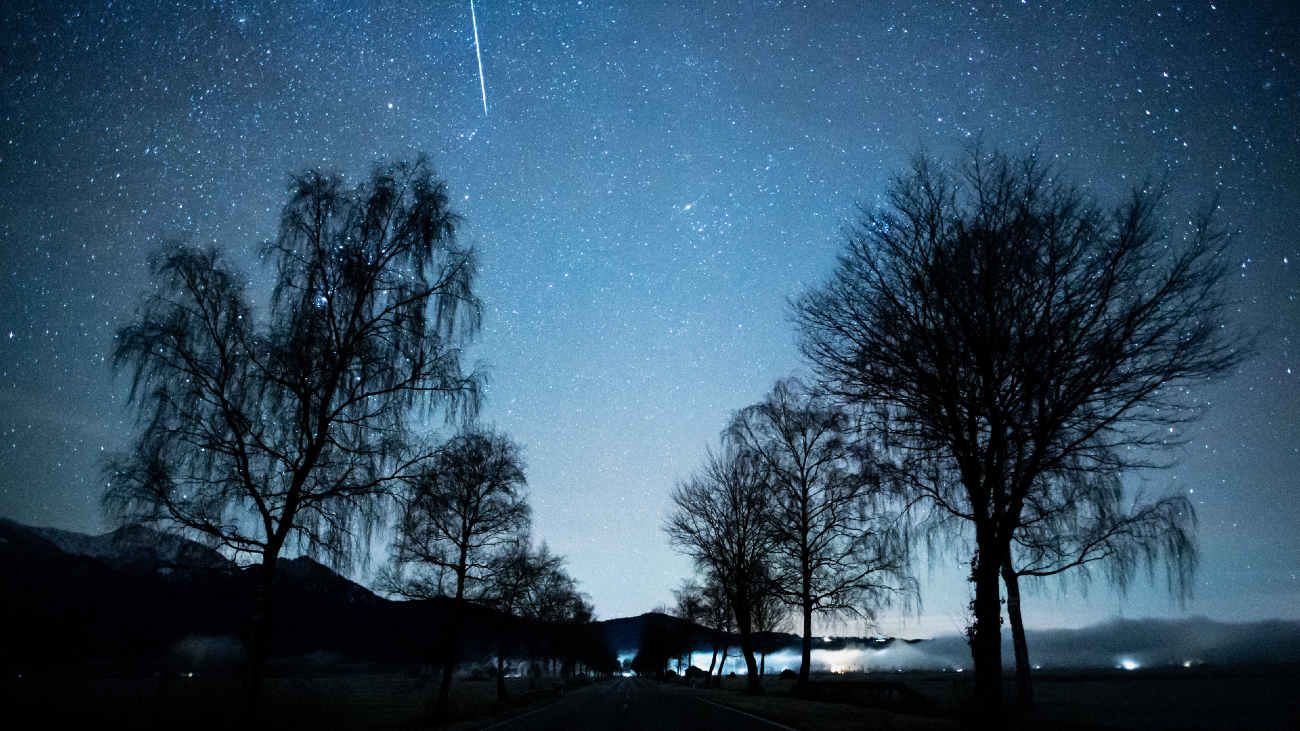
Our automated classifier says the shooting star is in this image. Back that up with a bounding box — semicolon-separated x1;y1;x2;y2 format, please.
470;0;488;116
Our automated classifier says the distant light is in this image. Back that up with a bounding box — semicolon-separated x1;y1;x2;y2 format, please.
1121;660;1139;670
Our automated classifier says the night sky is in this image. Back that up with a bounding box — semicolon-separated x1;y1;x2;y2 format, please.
2;0;1296;638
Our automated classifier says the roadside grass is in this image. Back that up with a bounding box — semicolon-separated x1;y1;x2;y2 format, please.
2;674;588;730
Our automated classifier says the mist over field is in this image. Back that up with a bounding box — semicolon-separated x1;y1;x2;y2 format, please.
679;617;1300;674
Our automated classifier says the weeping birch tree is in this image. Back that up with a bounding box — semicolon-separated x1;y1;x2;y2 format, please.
665;448;775;694
105;157;482;708
386;429;529;717
726;377;912;692
1003;464;1197;709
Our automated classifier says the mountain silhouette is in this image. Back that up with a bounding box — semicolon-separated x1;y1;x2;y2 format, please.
0;519;606;677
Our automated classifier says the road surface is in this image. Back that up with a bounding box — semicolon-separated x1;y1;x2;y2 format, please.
483;677;794;731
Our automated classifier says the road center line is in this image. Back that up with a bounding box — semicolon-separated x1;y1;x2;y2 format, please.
478;693;570;731
687;692;802;731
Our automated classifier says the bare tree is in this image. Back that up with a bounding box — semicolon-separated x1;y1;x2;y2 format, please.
1003;464;1196;709
670;577;716;678
514;549;595;683
795;148;1246;716
386;429;529;717
701;572;737;686
482;534;563;700
726;377;912;691
665;448;776;693
748;572;789;677
677;573;733;685
105;157;481;707
672;578;709;632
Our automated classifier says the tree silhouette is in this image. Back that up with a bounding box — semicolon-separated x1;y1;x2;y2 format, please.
481;534;559;699
665;447;776;693
515;549;596;683
670;578;709;669
795;148;1246;717
633;611;694;680
726;377;912;691
674;574;733;685
386;429;529;717
747;571;789;677
105;157;481;708
1004;464;1196;708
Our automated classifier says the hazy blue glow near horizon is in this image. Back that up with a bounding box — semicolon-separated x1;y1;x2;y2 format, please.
1;0;1296;638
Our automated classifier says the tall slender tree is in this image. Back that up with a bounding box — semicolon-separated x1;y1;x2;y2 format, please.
748;570;789;678
796;148;1246;717
665;447;776;693
482;534;560;700
679;573;734;685
105;157;481;707
1003;464;1197;709
666;579;708;676
726;377;912;691
386;429;529;717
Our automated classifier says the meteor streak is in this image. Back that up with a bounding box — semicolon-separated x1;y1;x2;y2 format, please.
470;0;487;116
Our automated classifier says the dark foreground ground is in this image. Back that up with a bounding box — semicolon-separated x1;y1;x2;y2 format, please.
2;665;1297;730
701;665;1300;731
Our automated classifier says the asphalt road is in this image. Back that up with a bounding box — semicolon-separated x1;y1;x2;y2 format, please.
482;678;794;731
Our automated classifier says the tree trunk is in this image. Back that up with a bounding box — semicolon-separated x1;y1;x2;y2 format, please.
705;646;718;686
496;649;509;702
968;541;1005;718
796;600;813;692
1002;561;1034;711
243;552;279;716
760;652;766;676
437;586;467;719
734;593;763;694
738;630;762;693
714;645;727;687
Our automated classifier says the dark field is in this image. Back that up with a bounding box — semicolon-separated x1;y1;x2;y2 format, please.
4;665;1298;730
702;666;1300;730
1;674;570;730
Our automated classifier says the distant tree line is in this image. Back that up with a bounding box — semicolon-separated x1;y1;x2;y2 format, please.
664;145;1246;722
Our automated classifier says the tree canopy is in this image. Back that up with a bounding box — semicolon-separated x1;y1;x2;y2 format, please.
106;157;482;705
795;147;1246;715
726;377;911;689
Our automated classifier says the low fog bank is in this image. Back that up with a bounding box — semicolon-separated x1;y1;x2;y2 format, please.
1017;616;1300;670
684;617;1300;673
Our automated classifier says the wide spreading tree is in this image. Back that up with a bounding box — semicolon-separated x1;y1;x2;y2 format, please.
795;148;1246;716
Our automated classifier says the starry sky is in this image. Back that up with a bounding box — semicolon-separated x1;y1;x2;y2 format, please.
2;0;1296;638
